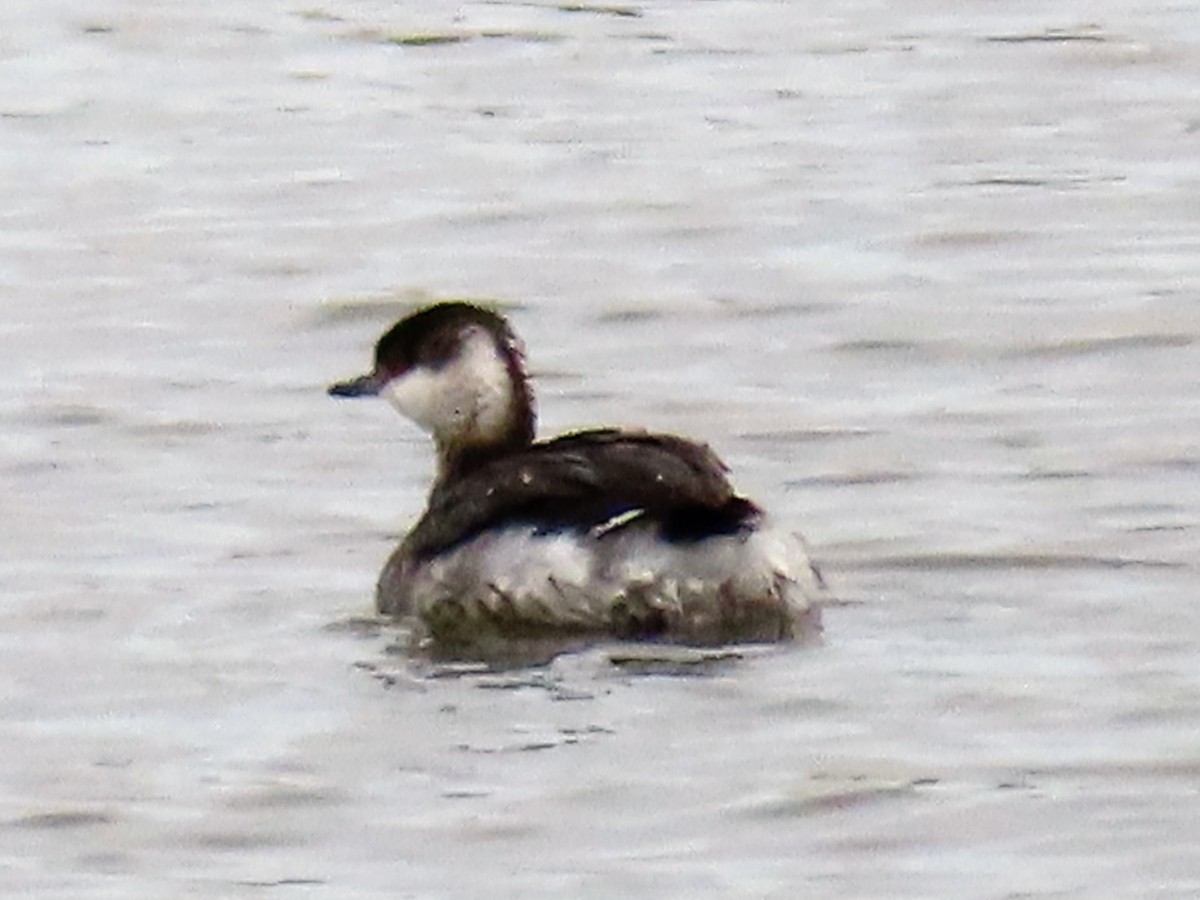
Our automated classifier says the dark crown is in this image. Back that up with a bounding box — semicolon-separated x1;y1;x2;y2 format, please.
374;302;516;376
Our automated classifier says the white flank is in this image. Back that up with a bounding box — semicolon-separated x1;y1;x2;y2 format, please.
399;517;825;643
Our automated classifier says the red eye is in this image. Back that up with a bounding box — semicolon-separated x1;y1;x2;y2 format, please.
420;331;460;368
382;360;412;379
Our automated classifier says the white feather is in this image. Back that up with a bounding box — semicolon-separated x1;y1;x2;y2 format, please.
380;326;515;446
394;517;825;645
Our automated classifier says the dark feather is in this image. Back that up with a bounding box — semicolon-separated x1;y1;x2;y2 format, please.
403;428;760;558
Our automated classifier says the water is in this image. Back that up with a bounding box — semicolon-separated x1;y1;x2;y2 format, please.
3;1;1199;896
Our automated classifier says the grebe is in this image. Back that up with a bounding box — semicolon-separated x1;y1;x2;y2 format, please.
329;302;824;657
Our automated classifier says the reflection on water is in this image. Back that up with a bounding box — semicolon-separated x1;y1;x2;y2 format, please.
3;0;1199;896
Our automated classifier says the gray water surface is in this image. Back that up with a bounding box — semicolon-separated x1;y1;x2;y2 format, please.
3;1;1199;897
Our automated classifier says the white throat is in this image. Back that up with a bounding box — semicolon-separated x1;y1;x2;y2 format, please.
381;325;516;449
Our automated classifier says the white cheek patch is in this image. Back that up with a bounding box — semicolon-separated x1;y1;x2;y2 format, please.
380;327;514;443
381;367;450;434
456;327;516;442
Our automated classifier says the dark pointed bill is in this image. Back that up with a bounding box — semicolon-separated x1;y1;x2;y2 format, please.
328;371;386;398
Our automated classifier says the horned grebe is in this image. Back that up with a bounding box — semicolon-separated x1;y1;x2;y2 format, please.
329;302;825;658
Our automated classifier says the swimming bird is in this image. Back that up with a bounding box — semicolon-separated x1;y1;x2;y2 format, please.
329;301;824;658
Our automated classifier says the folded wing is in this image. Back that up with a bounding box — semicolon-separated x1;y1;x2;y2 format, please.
403;429;759;558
